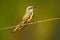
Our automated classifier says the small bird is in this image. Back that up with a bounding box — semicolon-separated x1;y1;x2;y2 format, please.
12;6;35;32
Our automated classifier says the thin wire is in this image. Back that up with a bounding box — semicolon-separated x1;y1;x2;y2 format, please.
28;17;60;25
0;26;15;30
0;17;60;30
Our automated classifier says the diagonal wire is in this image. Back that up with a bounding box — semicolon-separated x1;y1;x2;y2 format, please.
28;17;60;25
0;26;15;30
0;17;60;30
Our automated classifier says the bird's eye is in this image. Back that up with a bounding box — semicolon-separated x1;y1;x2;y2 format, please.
28;8;32;10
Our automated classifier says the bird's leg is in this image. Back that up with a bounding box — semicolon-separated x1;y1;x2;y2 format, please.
18;23;28;31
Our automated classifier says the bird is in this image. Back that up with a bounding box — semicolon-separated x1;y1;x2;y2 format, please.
12;6;35;32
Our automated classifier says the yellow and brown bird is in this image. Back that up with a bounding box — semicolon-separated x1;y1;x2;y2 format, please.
13;6;35;32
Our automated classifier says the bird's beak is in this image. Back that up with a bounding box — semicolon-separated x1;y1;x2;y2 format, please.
33;6;36;8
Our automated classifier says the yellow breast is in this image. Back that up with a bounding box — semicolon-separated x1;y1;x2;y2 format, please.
27;12;33;22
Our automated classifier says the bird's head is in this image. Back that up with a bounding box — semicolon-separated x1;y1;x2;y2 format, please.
26;6;36;13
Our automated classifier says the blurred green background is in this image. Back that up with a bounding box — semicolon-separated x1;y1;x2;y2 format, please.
0;0;60;40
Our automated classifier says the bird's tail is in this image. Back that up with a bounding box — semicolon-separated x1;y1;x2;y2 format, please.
12;25;20;33
12;21;27;33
